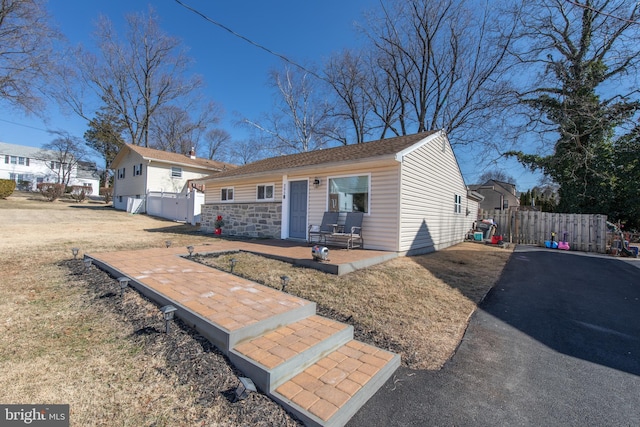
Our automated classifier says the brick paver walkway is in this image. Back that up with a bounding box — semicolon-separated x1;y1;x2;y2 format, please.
88;243;400;427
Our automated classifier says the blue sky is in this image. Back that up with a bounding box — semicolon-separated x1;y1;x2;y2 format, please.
0;0;541;189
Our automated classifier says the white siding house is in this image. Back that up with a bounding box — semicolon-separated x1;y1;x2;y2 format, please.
0;142;100;192
110;144;233;217
197;131;479;255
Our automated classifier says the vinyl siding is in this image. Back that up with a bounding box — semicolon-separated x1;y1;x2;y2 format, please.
298;162;401;251
113;151;146;205
112;150;214;211
203;176;282;203
399;133;469;254
146;162;211;194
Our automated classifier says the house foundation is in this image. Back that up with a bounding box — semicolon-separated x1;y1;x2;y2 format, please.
202;202;282;238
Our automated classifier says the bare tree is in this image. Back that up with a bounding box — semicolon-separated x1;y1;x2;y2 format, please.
0;0;59;113
245;65;335;154
355;0;516;145
41;131;87;186
58;7;210;148
324;50;374;144
204;128;231;160
149;101;224;155
228;139;264;165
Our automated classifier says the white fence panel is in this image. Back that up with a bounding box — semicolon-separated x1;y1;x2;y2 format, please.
147;192;186;222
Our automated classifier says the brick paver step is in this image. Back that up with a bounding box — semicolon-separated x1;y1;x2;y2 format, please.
230;315;354;392
271;340;400;427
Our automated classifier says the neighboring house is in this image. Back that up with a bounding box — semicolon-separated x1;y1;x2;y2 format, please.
197;131;480;255
110;144;234;219
468;179;520;212
0;142;100;192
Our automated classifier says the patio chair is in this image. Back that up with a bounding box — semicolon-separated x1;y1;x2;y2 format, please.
308;211;339;244
330;211;364;249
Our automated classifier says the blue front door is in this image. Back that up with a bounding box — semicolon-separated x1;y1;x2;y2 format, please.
289;180;308;239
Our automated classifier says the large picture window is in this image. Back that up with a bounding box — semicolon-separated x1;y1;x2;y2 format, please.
329;175;369;213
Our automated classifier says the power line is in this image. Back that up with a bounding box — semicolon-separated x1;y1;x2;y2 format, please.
0;118;50;133
172;0;324;81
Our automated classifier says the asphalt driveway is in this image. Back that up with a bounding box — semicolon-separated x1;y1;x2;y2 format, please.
348;246;640;426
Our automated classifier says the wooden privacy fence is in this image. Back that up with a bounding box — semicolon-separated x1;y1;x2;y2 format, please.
479;210;608;253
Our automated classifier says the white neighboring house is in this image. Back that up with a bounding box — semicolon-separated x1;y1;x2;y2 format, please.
0;142;100;192
110;144;234;220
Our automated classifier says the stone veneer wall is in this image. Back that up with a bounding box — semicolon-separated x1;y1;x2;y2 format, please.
201;202;282;238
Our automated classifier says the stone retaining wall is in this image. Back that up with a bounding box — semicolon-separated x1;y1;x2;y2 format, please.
202;202;282;238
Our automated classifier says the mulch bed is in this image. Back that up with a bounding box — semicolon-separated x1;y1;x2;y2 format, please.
63;259;302;427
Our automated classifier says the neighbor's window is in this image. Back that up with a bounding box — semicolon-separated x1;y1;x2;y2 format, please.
117;168;125;179
503;200;509;210
328;175;369;213
133;163;143;176
221;187;234;201
454;194;462;214
257;184;274;201
171;167;182;178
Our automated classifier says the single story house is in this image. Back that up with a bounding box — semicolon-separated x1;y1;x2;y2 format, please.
110;144;234;218
197;131;482;255
0;141;100;192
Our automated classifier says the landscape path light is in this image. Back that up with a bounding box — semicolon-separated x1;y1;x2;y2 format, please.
230;258;237;274
165;240;172;248
187;245;194;257
71;247;79;259
83;258;92;272
118;277;129;297
160;305;177;334
280;275;290;292
234;377;257;401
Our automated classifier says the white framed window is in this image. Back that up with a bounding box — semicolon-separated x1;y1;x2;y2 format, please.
221;187;234;202
256;184;274;201
18;157;28;166
171;167;182;178
117;168;125;179
328;174;370;213
10;156;17;164
133;163;143;176
454;194;462;214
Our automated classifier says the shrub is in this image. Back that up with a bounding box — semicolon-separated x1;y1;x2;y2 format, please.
0;179;16;199
100;187;113;204
69;185;92;202
37;182;65;201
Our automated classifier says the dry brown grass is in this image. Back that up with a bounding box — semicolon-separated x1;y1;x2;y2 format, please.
196;242;511;370
0;193;512;425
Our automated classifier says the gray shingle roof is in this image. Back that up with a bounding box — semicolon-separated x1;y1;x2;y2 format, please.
201;131;437;181
122;144;236;171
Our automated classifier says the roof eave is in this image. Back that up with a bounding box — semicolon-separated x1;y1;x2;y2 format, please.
195;154;400;184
